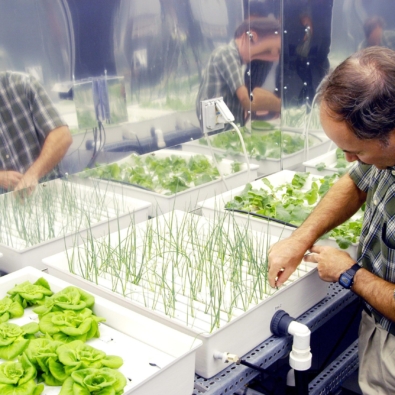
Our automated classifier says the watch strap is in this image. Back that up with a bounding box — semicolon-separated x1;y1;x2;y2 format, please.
339;263;361;289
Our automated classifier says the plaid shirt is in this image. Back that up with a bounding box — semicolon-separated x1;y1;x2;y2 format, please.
349;163;395;333
196;40;245;125
0;71;66;181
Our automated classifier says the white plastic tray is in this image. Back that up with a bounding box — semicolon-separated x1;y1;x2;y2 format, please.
197;170;359;259
0;267;201;395
303;149;354;176
0;179;151;273
43;210;328;378
183;129;332;176
72;149;259;217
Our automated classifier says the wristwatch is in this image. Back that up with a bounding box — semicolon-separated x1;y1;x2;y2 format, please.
339;263;361;289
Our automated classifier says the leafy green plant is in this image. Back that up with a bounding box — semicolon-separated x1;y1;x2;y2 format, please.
7;278;53;308
199;128;315;160
24;338;123;387
24;337;65;386
59;367;126;395
33;286;95;316
0;322;39;360
0;297;24;323
0;279;127;393
39;308;105;343
0;353;44;395
225;172;363;249
56;340;123;374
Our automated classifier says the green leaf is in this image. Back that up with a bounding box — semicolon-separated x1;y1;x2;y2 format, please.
0;297;24;323
57;340;123;373
0;338;29;360
33;286;95;316
47;359;68;383
7;281;53;306
0;354;37;390
21;323;39;335
335;237;352;249
291;172;309;188
315;162;326;171
39;309;105;342
24;338;63;375
70;368;126;394
33;278;51;291
7;301;24;319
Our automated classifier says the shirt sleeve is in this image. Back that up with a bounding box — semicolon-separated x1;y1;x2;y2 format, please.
348;162;374;193
214;48;244;95
26;75;67;137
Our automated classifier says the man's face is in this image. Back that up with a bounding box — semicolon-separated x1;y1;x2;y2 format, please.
320;103;395;169
250;34;281;62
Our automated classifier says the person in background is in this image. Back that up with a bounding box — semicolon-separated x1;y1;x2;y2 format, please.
268;47;395;394
245;1;281;121
0;71;72;194
359;16;395;50
196;17;281;127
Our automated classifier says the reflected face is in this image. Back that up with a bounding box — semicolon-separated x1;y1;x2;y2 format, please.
250;34;281;62
320;103;395;169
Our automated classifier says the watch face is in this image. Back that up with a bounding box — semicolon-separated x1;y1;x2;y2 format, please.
339;273;353;289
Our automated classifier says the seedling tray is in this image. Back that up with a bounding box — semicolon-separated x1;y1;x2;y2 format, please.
183;128;332;176
197;170;359;259
43;210;328;378
72;149;259;217
0;179;151;273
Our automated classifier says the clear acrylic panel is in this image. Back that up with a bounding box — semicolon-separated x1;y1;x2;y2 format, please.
0;0;394;177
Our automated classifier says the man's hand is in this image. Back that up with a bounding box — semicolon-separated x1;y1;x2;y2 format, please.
303;245;356;282
251;88;281;112
13;173;39;197
268;237;311;287
0;170;24;190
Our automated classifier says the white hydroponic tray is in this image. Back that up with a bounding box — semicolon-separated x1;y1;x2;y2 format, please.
43;210;328;378
197;170;359;259
183;129;332;176
73;149;259;217
0;267;201;395
303;149;354;176
0;179;151;273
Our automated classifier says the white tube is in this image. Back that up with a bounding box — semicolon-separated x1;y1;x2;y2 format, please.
287;321;312;371
288;321;311;349
230;121;252;182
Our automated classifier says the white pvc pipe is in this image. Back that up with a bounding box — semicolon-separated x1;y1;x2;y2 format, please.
287;321;312;371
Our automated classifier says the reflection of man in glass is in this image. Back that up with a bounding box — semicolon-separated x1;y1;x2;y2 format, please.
0;71;72;194
196;17;281;127
359;16;395;50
